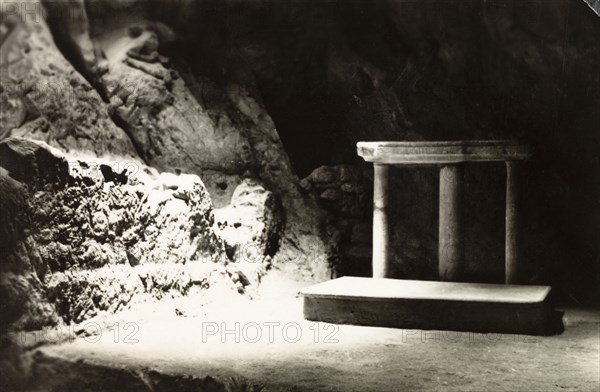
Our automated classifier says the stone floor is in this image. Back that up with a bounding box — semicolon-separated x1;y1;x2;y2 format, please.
16;285;600;392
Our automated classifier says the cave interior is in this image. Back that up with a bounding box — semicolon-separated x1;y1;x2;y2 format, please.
0;0;599;391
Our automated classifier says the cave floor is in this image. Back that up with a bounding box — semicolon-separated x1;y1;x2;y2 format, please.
26;287;600;392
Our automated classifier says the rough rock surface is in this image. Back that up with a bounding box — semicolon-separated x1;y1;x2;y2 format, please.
0;143;64;331
301;165;373;277
1;0;334;332
0;1;135;156
80;7;333;284
3;0;332;280
214;179;282;290
0;137;238;328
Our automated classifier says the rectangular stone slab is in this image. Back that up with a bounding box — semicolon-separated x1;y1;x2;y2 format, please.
301;277;553;335
357;141;532;164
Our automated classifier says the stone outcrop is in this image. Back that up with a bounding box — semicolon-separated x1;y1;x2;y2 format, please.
214;179;282;290
0;1;135;156
300;165;372;277
1;0;334;331
0;137;239;328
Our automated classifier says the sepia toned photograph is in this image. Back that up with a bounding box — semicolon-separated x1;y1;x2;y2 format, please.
0;0;599;390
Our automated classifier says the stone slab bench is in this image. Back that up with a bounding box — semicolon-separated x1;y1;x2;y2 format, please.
301;277;553;335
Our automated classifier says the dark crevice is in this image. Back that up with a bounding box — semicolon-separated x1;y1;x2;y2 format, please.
109;112;149;165
42;1;110;104
41;2;153;166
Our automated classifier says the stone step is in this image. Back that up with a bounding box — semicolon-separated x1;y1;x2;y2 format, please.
300;277;554;335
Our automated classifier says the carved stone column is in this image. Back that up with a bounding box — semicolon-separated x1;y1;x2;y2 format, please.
438;164;465;281
505;161;522;284
372;164;390;278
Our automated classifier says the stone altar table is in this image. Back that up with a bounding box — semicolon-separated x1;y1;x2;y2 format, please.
300;140;555;335
356;140;532;284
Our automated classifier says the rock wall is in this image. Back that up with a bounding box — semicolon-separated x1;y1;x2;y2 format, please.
0;0;333;331
0;137;241;329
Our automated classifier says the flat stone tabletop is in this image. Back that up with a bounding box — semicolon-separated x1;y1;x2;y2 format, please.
300;277;551;304
357;140;532;164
